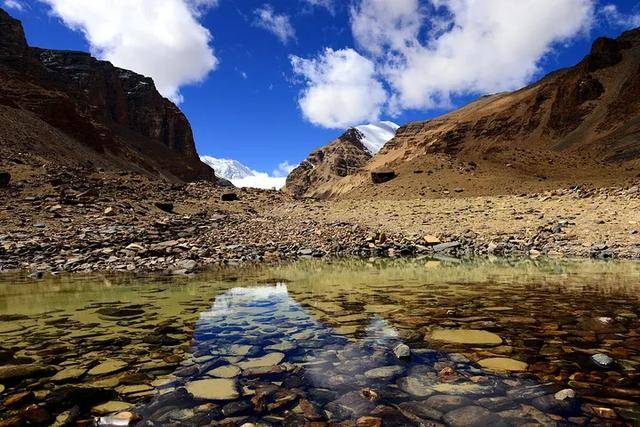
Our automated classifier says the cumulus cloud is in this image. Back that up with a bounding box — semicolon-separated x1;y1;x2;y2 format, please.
40;0;218;103
201;156;297;190
273;161;297;177
303;0;335;14
290;48;387;128
291;0;595;127
3;0;25;11
254;4;296;44
233;161;297;190
351;0;595;111
601;4;640;29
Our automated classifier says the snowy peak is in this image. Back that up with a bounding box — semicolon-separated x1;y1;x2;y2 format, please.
200;156;293;190
353;121;400;154
200;156;255;180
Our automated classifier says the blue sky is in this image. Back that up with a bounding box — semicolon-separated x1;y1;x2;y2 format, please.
5;0;640;176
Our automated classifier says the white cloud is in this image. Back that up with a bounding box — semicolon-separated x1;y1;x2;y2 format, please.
232;174;287;190
233;161;297;189
3;0;25;11
290;48;387;128
350;0;423;57
350;0;595;111
253;4;296;44
40;0;219;103
273;161;297;177
601;4;640;29
303;0;335;13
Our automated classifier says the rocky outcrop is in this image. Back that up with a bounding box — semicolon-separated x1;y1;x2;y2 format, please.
0;8;215;183
285;128;373;198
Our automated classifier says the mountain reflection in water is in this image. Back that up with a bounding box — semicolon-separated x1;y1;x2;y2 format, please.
132;283;583;426
0;258;638;426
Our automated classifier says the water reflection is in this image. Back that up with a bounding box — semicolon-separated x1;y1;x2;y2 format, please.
132;284;585;426
0;258;638;426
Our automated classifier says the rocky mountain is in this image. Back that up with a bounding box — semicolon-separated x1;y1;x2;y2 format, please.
285;122;399;198
0;8;216;183
290;28;640;200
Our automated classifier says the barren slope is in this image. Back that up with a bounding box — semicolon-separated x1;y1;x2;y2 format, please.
296;29;640;199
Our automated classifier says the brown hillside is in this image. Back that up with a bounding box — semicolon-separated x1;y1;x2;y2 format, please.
0;8;217;184
294;28;640;199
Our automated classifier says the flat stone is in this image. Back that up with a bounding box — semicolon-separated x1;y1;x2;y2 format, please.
425;395;473;413
397;376;434;397
237;352;284;369
591;353;614;368
478;358;528;372
429;329;502;346
433;242;461;252
443;406;509;427
115;384;153;395
364;365;404;380
432;383;493;396
208;365;241;378
0;364;54;382
91;401;134;416
88;359;128;376
186;379;239;401
51;367;87;382
397;401;443;422
227;344;252;356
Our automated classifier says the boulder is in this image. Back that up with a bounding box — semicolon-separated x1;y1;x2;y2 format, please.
221;192;239;202
154;202;174;213
0;171;10;188
371;170;396;184
0;364;54;382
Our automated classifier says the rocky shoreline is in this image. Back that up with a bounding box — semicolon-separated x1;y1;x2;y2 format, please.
1;167;639;275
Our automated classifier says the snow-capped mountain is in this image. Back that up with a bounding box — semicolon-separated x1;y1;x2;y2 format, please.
200;157;255;180
354;121;400;154
200;156;295;190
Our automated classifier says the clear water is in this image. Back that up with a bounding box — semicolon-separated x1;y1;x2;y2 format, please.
0;258;639;426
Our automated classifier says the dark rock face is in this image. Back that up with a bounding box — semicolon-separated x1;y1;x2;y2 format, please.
0;8;215;183
371;170;396;184
586;37;623;72
0;171;10;187
221;192;240;201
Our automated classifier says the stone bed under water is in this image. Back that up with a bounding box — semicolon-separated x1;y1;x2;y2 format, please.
0;258;639;426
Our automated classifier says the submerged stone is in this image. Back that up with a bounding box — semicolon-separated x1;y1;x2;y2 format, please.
591;353;614;368
393;344;411;359
428;329;503;346
443;405;509;427
51;367;87;382
478;357;528;372
91;401;134;416
237;352;284;369
88;359;128;376
364;365;404;380
186;379;239;401
208;365;241;378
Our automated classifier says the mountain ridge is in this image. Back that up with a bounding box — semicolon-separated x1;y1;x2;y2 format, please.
0;8;217;184
290;28;640;199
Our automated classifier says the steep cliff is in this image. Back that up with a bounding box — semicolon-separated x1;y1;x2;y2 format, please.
0;8;215;183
